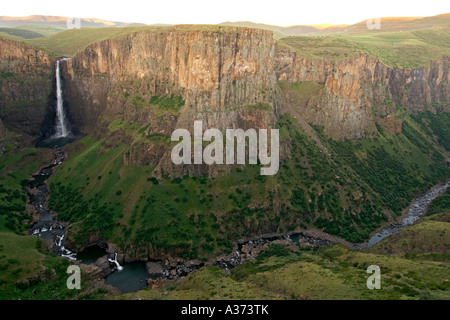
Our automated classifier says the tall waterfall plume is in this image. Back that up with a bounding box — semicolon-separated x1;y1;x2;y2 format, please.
53;58;71;138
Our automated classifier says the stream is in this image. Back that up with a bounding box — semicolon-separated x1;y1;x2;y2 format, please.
356;181;449;249
27;147;449;293
27;147;76;260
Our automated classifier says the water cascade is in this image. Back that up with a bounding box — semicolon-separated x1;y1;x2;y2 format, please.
108;252;123;271
53;58;71;138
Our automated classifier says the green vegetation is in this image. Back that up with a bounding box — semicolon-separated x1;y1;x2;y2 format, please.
126;94;185;115
25;26;167;56
0;231;111;299
0;28;43;39
119;243;450;300
368;220;449;255
410;110;450;151
118;265;280;300
279;36;363;61
343;28;450;68
427;188;450;218
327;121;445;216
13;25;65;37
0;145;52;233
47;106;448;258
149;94;185;114
367;186;449;256
0;132;112;299
0;231;73;299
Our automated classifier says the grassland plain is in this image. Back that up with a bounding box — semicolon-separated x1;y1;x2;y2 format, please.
277;27;450;69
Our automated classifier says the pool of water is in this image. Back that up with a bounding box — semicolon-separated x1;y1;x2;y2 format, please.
36;136;75;148
105;261;149;293
76;245;149;293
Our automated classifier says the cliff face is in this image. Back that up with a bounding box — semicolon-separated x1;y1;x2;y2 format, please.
63;28;449;147
0;38;54;137
1;28;448;145
63;27;279;176
275;45;449;139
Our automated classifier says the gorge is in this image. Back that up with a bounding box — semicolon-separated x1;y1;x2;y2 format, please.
0;21;449;299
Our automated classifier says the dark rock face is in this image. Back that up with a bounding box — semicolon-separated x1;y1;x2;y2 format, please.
94;256;116;277
0;38;54;137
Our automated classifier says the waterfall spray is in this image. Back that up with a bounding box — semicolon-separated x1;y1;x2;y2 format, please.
53;58;71;138
108;252;123;271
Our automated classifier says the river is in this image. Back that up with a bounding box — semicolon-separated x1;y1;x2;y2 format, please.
355;181;449;249
27;147;449;293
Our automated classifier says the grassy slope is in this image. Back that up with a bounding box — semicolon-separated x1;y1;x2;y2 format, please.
14;25;65;37
25;27;156;56
0;231;75;299
0;28;43;40
0;141;52;233
119;244;450;300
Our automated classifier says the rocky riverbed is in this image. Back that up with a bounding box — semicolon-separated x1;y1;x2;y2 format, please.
355;180;450;249
27;147;77;259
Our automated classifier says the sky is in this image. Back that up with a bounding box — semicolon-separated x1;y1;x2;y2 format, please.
2;0;449;26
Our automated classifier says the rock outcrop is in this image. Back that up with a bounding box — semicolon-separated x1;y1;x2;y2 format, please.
275;45;449;139
0;37;54;137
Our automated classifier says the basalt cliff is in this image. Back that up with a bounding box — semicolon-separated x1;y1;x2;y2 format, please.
0;38;54;137
275;45;449;139
1;27;449;166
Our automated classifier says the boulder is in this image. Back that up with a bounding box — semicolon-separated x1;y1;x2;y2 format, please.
95;255;115;277
146;261;165;278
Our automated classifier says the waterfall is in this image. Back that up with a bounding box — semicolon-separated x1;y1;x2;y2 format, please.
53;58;71;138
108;252;123;271
55;234;77;260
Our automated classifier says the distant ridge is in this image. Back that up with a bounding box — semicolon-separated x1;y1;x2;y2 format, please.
0;15;146;29
0;13;448;40
220;14;450;37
